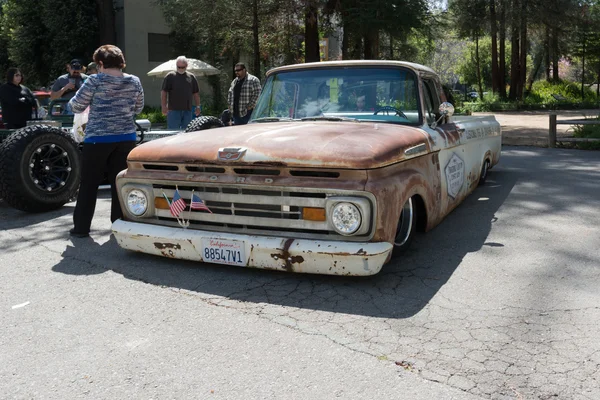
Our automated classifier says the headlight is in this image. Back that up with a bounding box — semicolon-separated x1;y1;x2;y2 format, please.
127;189;148;216
331;202;362;235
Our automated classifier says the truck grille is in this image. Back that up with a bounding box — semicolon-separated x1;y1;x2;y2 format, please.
150;184;374;241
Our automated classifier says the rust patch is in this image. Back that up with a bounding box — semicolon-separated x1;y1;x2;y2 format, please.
154;242;181;250
366;154;439;242
436;123;462;147
270;238;304;272
154;242;181;258
128;121;430;169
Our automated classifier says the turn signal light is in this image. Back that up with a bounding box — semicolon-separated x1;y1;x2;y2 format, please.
302;207;326;221
155;197;170;209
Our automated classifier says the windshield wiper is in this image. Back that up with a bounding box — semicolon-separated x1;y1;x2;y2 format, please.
300;116;357;122
253;117;295;123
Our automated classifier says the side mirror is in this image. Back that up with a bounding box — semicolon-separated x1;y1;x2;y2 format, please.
439;102;455;117
431;102;455;129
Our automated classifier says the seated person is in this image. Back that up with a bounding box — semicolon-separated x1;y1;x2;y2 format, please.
356;95;366;111
347;94;371;112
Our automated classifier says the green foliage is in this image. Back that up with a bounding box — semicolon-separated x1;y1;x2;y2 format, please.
455;36;512;89
0;5;10;76
448;0;486;39
457;79;600;112
428;35;468;87
529;80;597;103
156;0;282;75
573;115;600;139
156;0;284;115
137;106;166;124
0;0;98;87
137;102;222;125
563;118;600;150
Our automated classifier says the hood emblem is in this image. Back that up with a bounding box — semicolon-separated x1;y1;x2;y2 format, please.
218;147;246;161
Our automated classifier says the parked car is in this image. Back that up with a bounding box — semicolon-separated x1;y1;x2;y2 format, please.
467;91;489;100
111;60;502;276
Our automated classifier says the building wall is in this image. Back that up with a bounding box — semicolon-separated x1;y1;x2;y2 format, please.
114;0;213;108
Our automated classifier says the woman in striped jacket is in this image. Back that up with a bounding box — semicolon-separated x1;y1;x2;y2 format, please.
68;44;144;238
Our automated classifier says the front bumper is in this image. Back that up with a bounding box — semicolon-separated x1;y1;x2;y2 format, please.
112;220;392;276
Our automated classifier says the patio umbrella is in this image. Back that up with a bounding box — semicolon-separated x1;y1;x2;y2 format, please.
147;58;220;78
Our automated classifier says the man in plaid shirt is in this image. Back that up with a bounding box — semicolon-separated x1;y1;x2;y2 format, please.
227;63;262;125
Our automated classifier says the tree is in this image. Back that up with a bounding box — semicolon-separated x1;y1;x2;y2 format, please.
427;35;469;87
1;0;98;87
96;0;116;45
0;3;10;76
304;0;321;62
450;0;487;98
325;0;431;60
570;2;600;99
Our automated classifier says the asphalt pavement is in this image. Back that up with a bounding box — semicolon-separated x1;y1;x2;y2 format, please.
1;146;599;399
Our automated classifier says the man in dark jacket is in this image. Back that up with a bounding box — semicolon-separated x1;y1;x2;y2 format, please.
227;63;262;125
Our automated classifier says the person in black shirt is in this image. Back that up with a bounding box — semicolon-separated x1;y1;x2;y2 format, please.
0;68;36;129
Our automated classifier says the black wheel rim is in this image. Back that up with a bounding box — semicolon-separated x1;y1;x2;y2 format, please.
395;197;414;246
28;142;73;193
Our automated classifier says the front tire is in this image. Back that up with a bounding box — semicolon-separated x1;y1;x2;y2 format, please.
392;196;418;256
0;125;81;212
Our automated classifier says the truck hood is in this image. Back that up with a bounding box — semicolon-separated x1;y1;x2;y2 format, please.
130;121;430;169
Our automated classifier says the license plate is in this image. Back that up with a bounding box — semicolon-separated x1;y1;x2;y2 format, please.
201;239;246;266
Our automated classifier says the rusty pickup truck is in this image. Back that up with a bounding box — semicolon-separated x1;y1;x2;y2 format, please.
111;60;501;276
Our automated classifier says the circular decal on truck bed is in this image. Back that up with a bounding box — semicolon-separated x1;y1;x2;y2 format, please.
445;153;465;199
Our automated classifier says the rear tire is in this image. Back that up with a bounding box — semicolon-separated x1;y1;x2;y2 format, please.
478;159;490;186
0;125;81;212
392;196;418;257
185;116;224;133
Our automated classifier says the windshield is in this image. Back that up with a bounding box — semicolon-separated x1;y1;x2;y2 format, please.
252;67;421;125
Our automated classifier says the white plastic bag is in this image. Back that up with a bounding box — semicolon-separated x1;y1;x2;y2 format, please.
72;107;89;143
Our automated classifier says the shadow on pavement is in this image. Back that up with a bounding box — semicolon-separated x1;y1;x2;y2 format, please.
0;200;75;230
51;165;517;319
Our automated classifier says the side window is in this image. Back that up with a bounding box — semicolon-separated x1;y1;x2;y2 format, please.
423;79;440;126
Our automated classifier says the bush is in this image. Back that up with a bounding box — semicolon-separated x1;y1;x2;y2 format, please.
137;106;166;124
137;101;223;126
531;80;597;104
572;117;600;139
453;80;600;112
560;115;600;150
